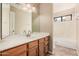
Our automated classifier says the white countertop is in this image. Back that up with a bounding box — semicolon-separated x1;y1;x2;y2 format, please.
0;32;49;51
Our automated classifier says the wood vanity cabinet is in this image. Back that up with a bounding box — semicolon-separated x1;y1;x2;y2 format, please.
27;36;49;56
38;36;49;56
28;40;38;56
44;37;49;55
1;36;49;56
38;38;45;56
0;52;2;56
2;44;27;56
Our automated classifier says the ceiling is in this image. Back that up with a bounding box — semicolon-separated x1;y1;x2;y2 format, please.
53;3;76;13
10;3;40;9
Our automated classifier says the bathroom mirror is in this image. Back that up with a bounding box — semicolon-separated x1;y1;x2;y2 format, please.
2;3;32;38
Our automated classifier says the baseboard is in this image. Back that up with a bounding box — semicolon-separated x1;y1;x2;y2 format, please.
48;51;54;55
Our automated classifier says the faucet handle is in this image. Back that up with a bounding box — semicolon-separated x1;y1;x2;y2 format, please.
24;30;26;35
27;30;31;37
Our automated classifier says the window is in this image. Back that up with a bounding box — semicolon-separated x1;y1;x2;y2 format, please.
62;14;72;21
54;14;72;22
54;16;62;22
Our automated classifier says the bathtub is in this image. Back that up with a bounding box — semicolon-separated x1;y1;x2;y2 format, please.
54;36;76;49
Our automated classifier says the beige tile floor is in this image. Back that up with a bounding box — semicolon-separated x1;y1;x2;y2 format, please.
53;45;77;56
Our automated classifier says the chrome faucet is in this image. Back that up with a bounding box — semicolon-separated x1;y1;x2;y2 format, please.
24;30;31;37
24;30;26;36
27;30;31;37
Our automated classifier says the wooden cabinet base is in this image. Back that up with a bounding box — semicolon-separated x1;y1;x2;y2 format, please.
39;39;45;56
1;36;49;56
28;46;38;56
44;45;48;55
2;44;27;56
0;52;2;56
28;40;38;56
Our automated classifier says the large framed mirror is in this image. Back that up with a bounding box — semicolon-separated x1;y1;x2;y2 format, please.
2;3;32;39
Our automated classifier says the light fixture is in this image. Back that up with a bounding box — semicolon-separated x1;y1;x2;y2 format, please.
26;4;31;8
23;7;28;11
22;4;36;12
12;3;36;12
32;6;36;12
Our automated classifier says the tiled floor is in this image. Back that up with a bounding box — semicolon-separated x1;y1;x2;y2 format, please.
53;45;77;56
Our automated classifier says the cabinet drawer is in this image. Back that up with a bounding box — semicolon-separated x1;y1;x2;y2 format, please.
39;38;44;43
28;40;38;48
2;44;27;56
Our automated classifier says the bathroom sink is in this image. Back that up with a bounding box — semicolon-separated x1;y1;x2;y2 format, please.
26;34;36;38
25;33;40;39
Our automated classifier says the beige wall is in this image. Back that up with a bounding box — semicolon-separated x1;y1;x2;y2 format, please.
32;3;53;52
39;3;53;51
32;4;40;32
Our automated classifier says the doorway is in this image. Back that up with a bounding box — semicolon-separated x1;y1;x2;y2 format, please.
53;3;77;56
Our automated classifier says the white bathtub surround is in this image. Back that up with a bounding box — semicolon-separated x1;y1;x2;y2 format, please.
0;32;49;51
54;36;76;49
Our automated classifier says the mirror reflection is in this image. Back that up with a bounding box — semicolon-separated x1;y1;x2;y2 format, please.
2;3;36;38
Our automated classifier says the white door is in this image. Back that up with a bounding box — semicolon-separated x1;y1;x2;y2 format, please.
9;12;15;35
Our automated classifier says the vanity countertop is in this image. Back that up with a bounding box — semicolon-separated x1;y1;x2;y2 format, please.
0;32;49;52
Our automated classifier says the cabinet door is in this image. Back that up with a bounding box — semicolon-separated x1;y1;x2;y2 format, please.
0;52;2;56
28;46;38;56
39;43;45;56
44;45;48;55
44;37;49;55
39;38;45;56
2;44;27;56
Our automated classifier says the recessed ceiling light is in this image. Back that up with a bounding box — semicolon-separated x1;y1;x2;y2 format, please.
26;4;31;8
32;7;36;12
23;7;28;11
